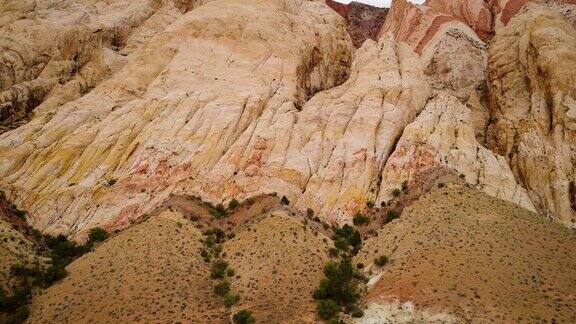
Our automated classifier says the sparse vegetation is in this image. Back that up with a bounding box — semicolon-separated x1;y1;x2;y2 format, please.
223;293;240;307
211;259;229;279
228;198;239;210
374;255;389;267
392;188;401;197
106;178;117;186
385;210;399;223
233;309;255;324
88;227;109;244
5;224;110;323
316;299;340;320
214;281;231;296
352;213;370;226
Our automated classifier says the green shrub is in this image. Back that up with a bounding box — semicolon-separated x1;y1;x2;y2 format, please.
88;227;109;244
316;299;340;320
233;309;255;324
385;211;399;223
214;281;231;296
228;199;239;210
211;259;229;279
366;201;375;208
226;268;235;277
281;195;290;205
352;213;369;226
332;225;361;255
223;293;240;307
3;305;30;324
328;248;340;258
375;255;389;267
392;188;401;197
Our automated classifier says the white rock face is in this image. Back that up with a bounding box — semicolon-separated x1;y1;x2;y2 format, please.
0;0;194;132
377;93;535;212
193;35;431;223
0;0;353;235
486;4;576;226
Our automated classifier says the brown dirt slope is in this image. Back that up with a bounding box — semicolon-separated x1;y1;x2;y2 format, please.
356;185;576;322
223;210;332;323
28;211;228;323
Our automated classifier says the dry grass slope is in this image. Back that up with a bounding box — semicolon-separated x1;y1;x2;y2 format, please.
224;211;332;323
28;211;228;323
356;185;576;323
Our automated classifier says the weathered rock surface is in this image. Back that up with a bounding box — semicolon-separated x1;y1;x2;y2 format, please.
195;35;430;224
0;0;206;133
486;4;576;226
0;0;353;236
377;93;535;211
380;0;493;53
326;0;389;47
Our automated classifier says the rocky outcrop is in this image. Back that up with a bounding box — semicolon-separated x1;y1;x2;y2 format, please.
194;35;430;224
380;0;493;53
326;0;389;47
0;0;202;133
0;0;353;236
486;4;576;226
377;93;535;212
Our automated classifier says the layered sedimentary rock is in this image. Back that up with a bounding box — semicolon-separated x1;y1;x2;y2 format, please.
380;0;493;52
326;0;389;47
195;35;430;223
377;93;535;211
0;0;353;235
486;4;576;225
0;0;202;133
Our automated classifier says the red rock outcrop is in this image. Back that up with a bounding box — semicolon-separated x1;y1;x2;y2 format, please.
380;0;493;53
326;1;389;47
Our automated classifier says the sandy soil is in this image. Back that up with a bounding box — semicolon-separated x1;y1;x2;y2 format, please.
356;185;576;323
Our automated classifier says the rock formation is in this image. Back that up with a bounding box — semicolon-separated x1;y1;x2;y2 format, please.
326;0;389;47
0;0;574;237
0;0;353;236
0;0;211;133
377;93;535;211
486;3;576;225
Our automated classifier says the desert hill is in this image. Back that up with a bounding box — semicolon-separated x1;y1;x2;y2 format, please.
356;185;576;322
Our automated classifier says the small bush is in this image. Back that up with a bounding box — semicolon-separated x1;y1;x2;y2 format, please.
438;182;445;188
214;281;231;296
281;195;290;205
401;180;408;192
366;201;374;209
227;268;235;277
380;201;386;207
211;259;229;279
233;309;255;324
356;263;364;269
228;199;239;210
223;293;240;307
316;299;340;320
352;213;369;226
88;227;109;244
106;178;117;186
459;173;465;179
391;188;401;197
328;248;340;258
386;210;398;223
375;255;389;267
